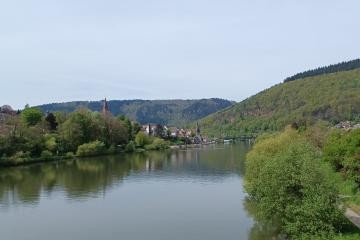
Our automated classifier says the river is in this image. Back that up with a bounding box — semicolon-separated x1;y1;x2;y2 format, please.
0;142;275;240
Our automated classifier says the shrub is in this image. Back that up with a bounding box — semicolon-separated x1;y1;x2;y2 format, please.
41;150;53;159
135;132;151;147
65;152;75;158
76;140;105;157
125;141;135;152
323;129;360;186
145;138;169;150
7;151;31;164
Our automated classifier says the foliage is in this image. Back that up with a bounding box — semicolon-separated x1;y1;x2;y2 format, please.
45;112;58;130
1;106;170;165
76;140;106;157
44;134;57;152
135;132;151;147
199;68;360;137
41;150;53;159
145;138;170;150
36;98;234;127
125;141;135;152
323;129;360;191
284;58;360;82
245;128;345;239
100;115;128;147
21;107;43;126
334;234;360;240
65;152;75;158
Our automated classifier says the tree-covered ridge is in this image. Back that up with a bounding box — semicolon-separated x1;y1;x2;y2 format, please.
284;58;360;82
37;98;233;127
199;68;360;137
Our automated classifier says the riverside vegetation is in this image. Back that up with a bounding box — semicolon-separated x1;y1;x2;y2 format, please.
245;124;360;239
0;107;171;166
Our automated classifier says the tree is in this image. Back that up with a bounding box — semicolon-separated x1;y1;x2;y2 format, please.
21;107;43;126
45;112;58;130
245;128;345;239
100;115;128;147
135;132;151;147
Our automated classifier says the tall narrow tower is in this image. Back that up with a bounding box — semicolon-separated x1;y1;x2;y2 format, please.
102;98;110;114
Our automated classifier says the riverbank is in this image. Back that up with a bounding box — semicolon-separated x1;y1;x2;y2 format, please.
0;141;233;168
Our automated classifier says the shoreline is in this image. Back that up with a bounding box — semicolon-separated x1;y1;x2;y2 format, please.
0;140;252;168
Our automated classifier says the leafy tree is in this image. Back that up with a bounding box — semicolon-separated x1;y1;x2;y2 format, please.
135;132;151;147
245;128;345;239
58;120;84;152
100;115;128;147
323;129;360;187
45;112;58;130
21;107;43;126
58;108;101;152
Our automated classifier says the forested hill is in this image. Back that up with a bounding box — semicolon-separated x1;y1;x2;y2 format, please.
199;68;360;137
284;58;360;82
37;98;234;126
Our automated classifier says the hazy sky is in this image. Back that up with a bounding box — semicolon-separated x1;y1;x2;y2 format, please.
1;0;359;109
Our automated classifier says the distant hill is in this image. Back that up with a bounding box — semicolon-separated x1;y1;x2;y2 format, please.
199;68;360;137
37;98;234;126
284;58;360;82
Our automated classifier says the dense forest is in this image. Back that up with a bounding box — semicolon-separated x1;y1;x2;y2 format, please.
284;58;360;82
37;98;233;127
198;68;360;137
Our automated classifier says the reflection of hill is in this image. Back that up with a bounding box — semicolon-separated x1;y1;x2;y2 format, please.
0;143;250;207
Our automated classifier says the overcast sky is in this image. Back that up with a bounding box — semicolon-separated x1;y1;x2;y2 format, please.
1;0;359;109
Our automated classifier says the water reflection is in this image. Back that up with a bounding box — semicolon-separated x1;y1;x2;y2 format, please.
0;142;277;240
0;143;247;208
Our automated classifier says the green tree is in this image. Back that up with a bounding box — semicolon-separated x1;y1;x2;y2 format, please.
21;107;43;126
45;112;58;130
245;128;345;239
135;132;151;147
100;115;128;147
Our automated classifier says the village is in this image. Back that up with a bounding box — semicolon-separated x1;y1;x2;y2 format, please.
0;102;218;147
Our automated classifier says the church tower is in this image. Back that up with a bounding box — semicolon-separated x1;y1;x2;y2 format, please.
102;98;110;115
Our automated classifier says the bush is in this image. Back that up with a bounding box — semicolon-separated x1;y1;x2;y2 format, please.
76;140;105;157
245;128;345;239
40;150;53;159
135;132;151;147
145;138;170;150
7;151;31;164
65;152;75;158
125;141;135;152
323;129;360;185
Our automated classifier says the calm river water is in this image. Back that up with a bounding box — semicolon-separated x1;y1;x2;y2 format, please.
0;142;275;240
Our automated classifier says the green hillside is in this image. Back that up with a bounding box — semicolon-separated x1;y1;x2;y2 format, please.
199;69;360;137
37;98;233;127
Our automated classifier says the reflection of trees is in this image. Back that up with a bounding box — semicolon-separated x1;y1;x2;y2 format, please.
0;142;250;207
243;198;284;240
